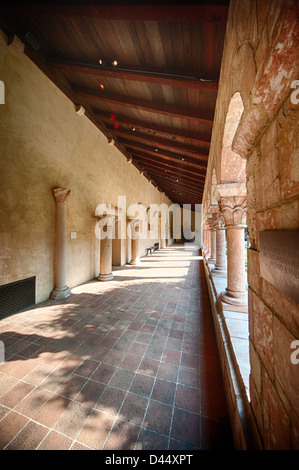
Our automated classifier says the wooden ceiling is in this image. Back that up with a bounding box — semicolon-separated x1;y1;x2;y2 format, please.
1;1;229;206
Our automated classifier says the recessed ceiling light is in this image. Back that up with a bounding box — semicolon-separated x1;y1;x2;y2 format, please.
181;157;185;161
112;60;118;67
131;126;136;131
99;83;104;90
155;148;158;152
98;59;105;65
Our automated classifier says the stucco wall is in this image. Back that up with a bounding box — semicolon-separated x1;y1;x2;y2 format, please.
0;29;172;303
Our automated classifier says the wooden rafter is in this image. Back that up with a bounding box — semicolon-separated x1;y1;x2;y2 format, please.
120;142;207;172
73;87;214;124
94;112;211;146
49;59;218;91
110;128;209;161
134;161;205;186
7;4;229;23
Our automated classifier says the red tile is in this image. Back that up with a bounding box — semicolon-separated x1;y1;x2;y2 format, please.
120;353;142;371
0;411;29;449
77;409;116;450
104;418;140;450
34;394;72;428
119;392;148;426
96;386;126;415
144;400;172;435
0;381;35;409
6;420;49;450
37;430;73;450
171;408;200;448
129;373;154;397
175;384;200;413
138;358;160;377
151;379;176;405
162;349;181;365
91;363;117;384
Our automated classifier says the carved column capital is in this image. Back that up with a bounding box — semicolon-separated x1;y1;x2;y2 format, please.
219;196;247;227
211;208;225;229
53;187;71;204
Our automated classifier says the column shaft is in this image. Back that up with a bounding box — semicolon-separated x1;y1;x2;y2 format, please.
50;188;71;300
212;227;227;276
98;224;114;281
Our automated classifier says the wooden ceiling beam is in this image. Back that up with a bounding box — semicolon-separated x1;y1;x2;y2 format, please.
120;141;207;172
134;161;205;185
73;87;214;124
134;157;205;182
150;174;204;194
94;111;211;146
141;167;205;189
131;152;206;179
110;128;208;161
49;59;218;91
8;5;229;23
152;180;203;200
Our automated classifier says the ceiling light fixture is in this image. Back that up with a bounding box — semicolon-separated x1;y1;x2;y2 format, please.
131;126;136;131
112;60;118;67
99;83;104;90
98;59;106;66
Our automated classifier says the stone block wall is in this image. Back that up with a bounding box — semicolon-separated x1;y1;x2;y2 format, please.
202;0;299;449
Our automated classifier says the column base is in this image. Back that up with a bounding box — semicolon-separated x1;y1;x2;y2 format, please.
98;273;113;281
50;286;70;300
212;267;227;277
220;288;248;312
129;258;140;265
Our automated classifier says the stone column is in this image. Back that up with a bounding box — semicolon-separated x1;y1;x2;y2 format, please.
219;196;247;309
209;225;216;264
50;187;71;300
129;218;141;265
98;215;116;281
211;211;227;277
207;211;216;263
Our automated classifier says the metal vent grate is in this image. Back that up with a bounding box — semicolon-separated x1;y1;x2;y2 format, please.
0;277;36;319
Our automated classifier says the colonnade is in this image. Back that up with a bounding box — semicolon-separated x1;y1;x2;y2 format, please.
202;184;248;310
50;189;170;296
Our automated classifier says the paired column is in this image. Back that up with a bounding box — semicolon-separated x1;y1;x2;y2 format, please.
219;196;247;308
98;214;117;281
211;211;227;277
50;187;71;300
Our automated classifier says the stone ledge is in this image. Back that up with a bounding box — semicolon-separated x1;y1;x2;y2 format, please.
202;251;262;449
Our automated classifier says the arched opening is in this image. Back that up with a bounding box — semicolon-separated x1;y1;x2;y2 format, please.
221;92;246;184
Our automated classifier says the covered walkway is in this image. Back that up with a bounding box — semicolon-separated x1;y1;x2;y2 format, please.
0;245;233;450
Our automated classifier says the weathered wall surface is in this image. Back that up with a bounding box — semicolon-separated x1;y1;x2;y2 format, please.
0;29;172;303
203;0;299;449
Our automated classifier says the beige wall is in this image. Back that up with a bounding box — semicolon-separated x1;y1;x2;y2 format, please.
202;0;299;449
0;29;172;303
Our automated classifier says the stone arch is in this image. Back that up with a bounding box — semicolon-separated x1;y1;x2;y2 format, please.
211;168;217;205
220;92;246;184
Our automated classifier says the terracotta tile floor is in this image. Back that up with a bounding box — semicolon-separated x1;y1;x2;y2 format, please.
0;244;234;450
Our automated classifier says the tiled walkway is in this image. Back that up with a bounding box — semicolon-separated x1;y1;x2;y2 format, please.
0;244;234;450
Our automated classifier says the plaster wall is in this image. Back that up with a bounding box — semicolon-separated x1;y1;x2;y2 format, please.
0;29;171;304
